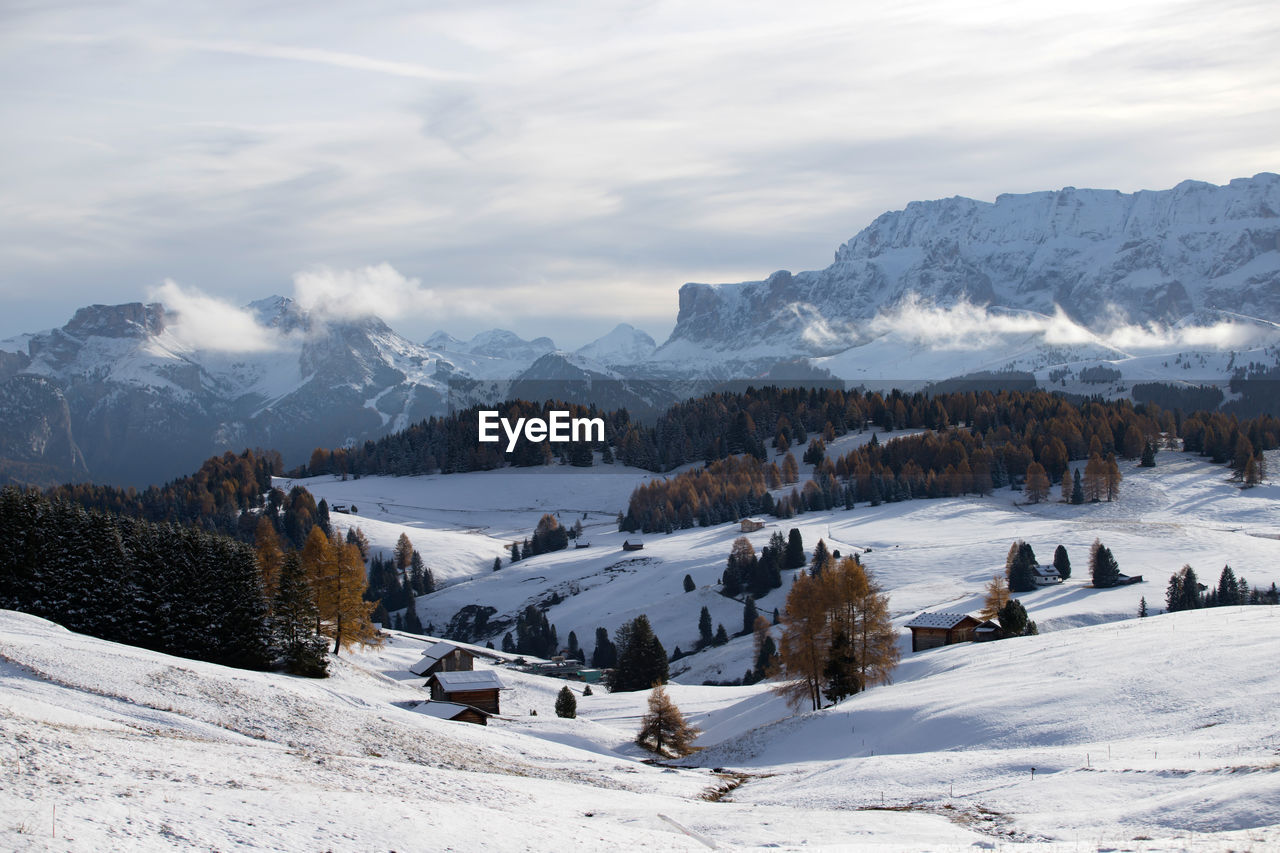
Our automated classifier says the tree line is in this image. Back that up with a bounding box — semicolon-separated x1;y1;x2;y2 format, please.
296;400;622;477
43;448;283;541
621;392;1279;533
1;484;383;677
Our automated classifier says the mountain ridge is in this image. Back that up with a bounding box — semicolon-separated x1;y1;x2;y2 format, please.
3;172;1279;486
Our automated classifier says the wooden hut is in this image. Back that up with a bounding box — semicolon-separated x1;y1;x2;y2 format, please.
415;701;491;726
409;642;475;677
973;619;1002;642
904;612;981;652
622;539;644;551
426;670;505;714
739;518;765;532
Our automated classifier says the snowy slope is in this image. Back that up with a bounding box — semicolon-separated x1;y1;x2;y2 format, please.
691;606;1280;847
297;439;1280;694
0;611;983;851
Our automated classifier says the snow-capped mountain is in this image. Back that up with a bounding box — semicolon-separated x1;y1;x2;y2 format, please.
574;324;658;367
649;172;1280;376
4;173;1280;486
0;300;478;486
424;329;557;378
0;298;647;485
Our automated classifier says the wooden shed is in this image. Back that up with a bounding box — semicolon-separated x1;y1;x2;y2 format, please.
427;670;505;715
415;701;491;726
904;612;981;652
622;539;644;552
739;518;766;532
973;619;1002;642
409;641;475;677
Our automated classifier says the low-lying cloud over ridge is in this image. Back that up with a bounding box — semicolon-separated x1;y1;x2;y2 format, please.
866;295;1277;355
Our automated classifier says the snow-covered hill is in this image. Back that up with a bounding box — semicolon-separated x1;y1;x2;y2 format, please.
690;606;1280;846
294;441;1280;689
6;564;1280;847
0;611;985;851
6;437;1280;847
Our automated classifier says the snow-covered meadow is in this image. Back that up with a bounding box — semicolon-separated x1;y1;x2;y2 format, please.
4;440;1280;850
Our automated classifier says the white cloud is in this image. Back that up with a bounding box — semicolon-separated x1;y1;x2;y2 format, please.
5;1;1280;342
869;295;1276;354
291;263;439;323
149;280;278;353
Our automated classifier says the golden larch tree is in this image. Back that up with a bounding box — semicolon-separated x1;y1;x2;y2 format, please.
635;684;700;757
254;516;284;604
1103;453;1122;501
1024;462;1051;504
301;527;380;655
979;574;1011;621
773;571;831;711
773;557;899;711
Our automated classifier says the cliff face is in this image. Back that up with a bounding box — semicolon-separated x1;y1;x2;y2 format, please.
0;375;88;486
660;173;1280;363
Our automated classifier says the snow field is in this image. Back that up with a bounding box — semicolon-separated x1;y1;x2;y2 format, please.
0;612;981;851
692;607;1280;847
298;447;1280;683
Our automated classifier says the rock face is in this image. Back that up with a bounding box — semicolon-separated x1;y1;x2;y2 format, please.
0;375;88;485
657;173;1280;368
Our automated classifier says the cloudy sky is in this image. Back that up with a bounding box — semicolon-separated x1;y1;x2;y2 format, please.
1;0;1277;349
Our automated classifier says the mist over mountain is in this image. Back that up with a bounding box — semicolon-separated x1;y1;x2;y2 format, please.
648;172;1280;375
2;173;1278;486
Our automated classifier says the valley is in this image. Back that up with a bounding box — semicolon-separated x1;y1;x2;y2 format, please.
3;440;1279;849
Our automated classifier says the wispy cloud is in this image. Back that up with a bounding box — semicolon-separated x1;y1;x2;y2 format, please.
5;1;1280;348
149;280;278;353
31;33;470;82
291;263;438;323
868;295;1277;354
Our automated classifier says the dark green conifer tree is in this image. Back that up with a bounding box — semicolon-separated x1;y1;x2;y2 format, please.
273;552;329;677
403;603;424;634
742;595;758;636
591;626;617;668
822;631;860;704
785;528;805;569
1008;541;1037;593
606;615;667;692
555;685;578;718
1216;565;1240;607
1140;441;1156;467
1090;542;1120;588
998;599;1029;637
1053;544;1071;581
698;606;713;649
